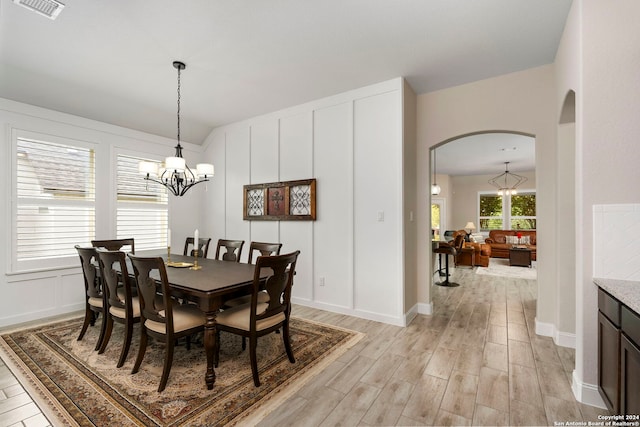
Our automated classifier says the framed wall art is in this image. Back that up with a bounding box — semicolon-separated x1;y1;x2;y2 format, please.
243;178;316;221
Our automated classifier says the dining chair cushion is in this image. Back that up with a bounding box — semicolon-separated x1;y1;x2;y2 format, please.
145;305;204;335
223;290;270;308
88;297;103;308
109;294;162;320
216;302;286;331
109;296;141;319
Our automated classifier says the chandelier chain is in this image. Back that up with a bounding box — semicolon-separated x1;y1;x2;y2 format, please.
176;65;181;144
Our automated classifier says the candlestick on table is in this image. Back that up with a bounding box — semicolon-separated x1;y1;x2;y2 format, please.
190;248;202;270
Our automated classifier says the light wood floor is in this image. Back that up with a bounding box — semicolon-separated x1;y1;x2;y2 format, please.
1;265;608;426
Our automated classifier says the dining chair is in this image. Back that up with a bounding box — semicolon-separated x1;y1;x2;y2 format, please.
247;241;283;264
183;237;212;258
95;249;142;367
75;246;107;351
91;238;135;254
222;241;283;309
128;254;205;392
214;250;300;387
214;239;245;262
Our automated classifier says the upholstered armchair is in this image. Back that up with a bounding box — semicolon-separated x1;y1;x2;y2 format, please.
456;242;492;268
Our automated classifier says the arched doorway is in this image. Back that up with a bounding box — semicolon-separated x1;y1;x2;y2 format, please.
556;90;577;346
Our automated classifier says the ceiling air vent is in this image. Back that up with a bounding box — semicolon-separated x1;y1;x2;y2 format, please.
13;0;65;20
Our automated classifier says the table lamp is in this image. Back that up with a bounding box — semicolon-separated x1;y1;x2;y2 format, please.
464;222;476;241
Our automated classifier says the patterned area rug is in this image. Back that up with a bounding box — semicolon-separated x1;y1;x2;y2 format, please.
0;316;362;426
475;258;537;280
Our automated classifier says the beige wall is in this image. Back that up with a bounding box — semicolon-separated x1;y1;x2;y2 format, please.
554;0;640;405
449;171;536;231
416;64;556;328
403;81;418;313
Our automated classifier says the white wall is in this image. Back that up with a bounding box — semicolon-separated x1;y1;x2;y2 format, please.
0;98;201;327
202;78;410;325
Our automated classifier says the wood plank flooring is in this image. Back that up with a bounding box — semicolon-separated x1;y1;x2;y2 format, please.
0;265;609;426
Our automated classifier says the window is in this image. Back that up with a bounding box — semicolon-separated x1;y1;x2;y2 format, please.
116;154;168;250
510;192;536;230
478;191;536;231
479;194;503;230
15;133;95;270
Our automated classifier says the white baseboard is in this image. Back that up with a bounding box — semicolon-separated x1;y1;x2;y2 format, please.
572;370;607;408
291;297;406;326
535;318;576;348
417;302;433;315
404;304;419;326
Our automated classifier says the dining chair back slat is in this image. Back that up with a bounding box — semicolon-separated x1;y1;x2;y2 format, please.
247;241;283;264
215;239;245;263
92;238;135;254
184;237;212;258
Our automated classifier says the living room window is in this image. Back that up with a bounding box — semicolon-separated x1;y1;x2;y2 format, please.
116;154;168;250
510;191;536;230
14;131;96;271
478;191;536;231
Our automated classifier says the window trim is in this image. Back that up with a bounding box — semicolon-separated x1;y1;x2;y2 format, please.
114;150;169;251
11;128;97;273
477;189;537;232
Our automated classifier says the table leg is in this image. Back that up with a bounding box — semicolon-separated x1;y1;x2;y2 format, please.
204;311;217;390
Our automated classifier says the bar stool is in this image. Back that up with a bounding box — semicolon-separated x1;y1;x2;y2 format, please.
434;242;460;287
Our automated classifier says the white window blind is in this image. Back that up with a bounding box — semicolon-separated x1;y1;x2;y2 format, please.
116;155;168;250
15;136;95;266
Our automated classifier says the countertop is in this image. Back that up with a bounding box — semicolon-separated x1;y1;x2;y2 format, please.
593;277;640;315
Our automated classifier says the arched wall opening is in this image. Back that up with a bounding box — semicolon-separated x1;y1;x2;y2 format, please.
556;90;577;348
429;130;537;294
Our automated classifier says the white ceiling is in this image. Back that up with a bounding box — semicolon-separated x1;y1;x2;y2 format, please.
0;1;572;146
435;133;535;176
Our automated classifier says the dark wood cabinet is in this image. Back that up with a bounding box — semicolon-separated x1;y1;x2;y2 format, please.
621;306;640;414
598;311;620;412
597;287;640;415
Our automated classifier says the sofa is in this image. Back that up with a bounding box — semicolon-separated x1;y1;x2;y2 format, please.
484;230;537;261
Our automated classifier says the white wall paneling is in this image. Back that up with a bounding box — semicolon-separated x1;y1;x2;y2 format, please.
312;102;353;310
204;78;407;325
203;131;227;251
224;126;251;248
353;91;402;319
3;270;82;326
279;112;313;182
280;112;314;301
247;118;280;257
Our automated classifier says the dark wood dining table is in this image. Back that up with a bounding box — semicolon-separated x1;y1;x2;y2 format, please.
137;250;266;390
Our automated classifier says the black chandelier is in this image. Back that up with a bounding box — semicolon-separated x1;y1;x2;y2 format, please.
488;161;527;196
139;61;214;196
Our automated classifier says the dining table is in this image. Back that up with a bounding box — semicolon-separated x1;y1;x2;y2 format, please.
135;250;267;390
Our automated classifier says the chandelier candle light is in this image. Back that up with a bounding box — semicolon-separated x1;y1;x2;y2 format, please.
139;61;214;196
488;161;527;196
